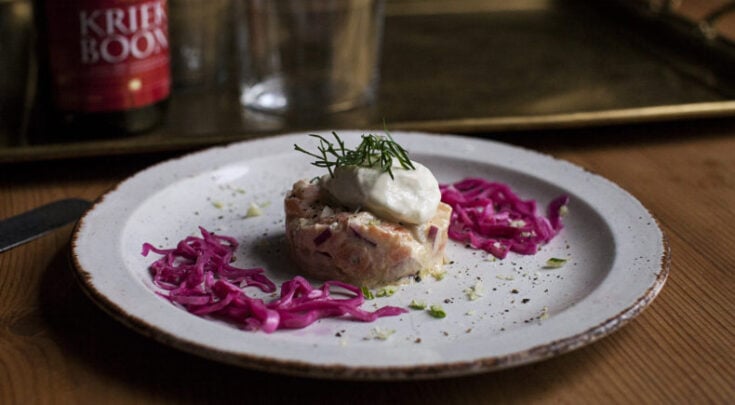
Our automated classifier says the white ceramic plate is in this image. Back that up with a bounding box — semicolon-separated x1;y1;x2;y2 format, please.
72;131;669;380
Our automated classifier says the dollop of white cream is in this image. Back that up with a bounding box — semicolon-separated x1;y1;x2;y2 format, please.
321;161;440;225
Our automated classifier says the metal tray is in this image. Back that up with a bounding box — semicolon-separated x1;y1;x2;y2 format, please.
3;0;735;163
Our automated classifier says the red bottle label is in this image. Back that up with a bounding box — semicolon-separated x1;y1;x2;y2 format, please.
46;0;171;112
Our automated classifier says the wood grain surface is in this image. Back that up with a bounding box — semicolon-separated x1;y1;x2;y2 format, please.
1;118;734;404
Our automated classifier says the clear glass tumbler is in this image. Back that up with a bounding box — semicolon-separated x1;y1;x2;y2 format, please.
235;0;384;115
169;0;232;89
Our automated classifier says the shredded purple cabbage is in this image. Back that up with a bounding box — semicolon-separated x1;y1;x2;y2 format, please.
142;227;406;333
440;178;569;259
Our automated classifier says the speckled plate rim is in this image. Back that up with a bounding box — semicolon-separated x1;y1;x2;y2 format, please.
70;131;670;380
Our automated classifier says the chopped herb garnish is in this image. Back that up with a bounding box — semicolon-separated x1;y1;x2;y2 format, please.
430;268;446;281
408;299;427;310
376;285;398;297
464;281;484;301
245;202;263;218
544;257;568;268
294;131;415;179
428;304;446;319
369;327;395;340
361;286;375;300
559;205;569;217
539;306;550;320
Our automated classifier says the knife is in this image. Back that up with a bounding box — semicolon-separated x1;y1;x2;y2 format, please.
0;198;92;253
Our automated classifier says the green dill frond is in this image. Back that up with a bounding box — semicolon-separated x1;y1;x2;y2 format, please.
294;131;415;179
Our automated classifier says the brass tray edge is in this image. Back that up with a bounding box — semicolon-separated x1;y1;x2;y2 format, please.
390;101;735;132
4;100;735;164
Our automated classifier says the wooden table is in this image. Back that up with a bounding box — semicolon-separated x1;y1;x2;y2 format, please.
1;118;733;403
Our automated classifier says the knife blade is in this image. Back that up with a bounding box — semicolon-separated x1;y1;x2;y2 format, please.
0;198;92;253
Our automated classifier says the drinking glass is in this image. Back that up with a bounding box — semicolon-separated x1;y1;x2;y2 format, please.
235;0;384;115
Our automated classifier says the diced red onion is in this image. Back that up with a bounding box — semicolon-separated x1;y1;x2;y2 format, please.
427;225;439;242
313;228;332;246
440;178;568;259
142;227;405;333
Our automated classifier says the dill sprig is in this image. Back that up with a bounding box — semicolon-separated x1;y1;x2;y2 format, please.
294;131;415;179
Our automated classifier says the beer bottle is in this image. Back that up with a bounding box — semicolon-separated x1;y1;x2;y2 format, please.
35;0;171;138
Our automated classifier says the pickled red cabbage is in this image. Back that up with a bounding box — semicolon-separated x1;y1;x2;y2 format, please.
142;227;405;333
440;178;568;259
